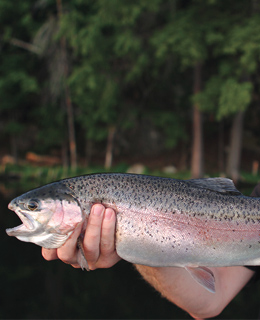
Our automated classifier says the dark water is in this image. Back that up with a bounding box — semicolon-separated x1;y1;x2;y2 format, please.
1;181;260;319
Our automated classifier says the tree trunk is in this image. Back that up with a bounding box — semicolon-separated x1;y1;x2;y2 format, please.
226;111;245;183
85;139;93;167
226;0;256;182
61;138;69;169
57;0;77;170
105;126;116;169
218;120;225;173
64;84;77;170
191;62;204;178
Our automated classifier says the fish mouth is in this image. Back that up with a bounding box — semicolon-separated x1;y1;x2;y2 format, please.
6;202;36;236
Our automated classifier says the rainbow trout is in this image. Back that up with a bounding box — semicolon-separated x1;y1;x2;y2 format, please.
6;173;260;293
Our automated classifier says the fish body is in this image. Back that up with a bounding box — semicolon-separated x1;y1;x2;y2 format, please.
6;173;260;292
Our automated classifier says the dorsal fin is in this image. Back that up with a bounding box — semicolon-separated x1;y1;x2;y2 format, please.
186;177;242;195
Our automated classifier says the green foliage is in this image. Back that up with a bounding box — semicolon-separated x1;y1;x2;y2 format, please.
4;121;24;135
218;78;253;119
0;70;38;109
33;103;66;150
0;0;41;144
191;3;259;120
224;15;260;73
62;0;182;146
151;111;186;148
194;77;253;120
193;76;221;114
0;0;260;166
151;17;207;68
0;48;38;113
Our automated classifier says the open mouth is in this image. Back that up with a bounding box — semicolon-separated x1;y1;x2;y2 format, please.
6;203;35;235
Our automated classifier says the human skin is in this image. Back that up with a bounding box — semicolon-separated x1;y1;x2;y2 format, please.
42;204;255;319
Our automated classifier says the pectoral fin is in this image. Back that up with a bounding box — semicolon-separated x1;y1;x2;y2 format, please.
185;266;215;293
77;236;90;271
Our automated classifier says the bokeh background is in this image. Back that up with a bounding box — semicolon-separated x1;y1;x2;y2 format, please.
1;0;260;318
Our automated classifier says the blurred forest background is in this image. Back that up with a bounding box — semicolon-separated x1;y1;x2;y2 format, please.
2;0;260;319
1;0;260;181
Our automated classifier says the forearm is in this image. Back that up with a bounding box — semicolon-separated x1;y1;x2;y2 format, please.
135;265;254;319
135;265;215;318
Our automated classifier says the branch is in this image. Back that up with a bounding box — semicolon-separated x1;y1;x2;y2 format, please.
9;37;41;55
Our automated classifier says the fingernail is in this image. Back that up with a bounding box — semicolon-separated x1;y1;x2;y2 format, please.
93;205;103;216
104;209;113;220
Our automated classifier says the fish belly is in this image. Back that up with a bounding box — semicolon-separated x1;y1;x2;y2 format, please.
115;208;260;267
115;208;201;267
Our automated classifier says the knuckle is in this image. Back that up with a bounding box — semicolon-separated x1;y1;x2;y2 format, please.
87;215;103;229
82;246;99;263
83;236;99;252
57;250;71;263
100;240;113;253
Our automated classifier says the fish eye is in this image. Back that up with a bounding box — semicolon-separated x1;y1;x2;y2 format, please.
27;200;39;211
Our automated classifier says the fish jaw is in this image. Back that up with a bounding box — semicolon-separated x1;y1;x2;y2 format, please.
6;200;40;236
15;228;72;249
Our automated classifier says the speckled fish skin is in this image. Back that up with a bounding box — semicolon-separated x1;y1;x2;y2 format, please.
6;173;260;268
63;173;260;268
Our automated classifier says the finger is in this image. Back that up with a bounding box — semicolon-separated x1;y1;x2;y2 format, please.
83;204;105;267
96;208;121;268
42;248;58;261
56;222;83;265
100;208;117;255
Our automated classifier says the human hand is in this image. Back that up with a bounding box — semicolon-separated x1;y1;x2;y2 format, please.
42;204;121;270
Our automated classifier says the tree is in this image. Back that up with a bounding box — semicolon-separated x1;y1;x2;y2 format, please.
2;0;260;178
61;0;186;167
223;6;259;181
0;0;39;161
192;63;204;178
194;1;257;181
57;0;77;169
150;1;212;177
31;0;78;169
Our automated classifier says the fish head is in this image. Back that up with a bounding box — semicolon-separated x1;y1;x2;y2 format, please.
6;182;83;248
